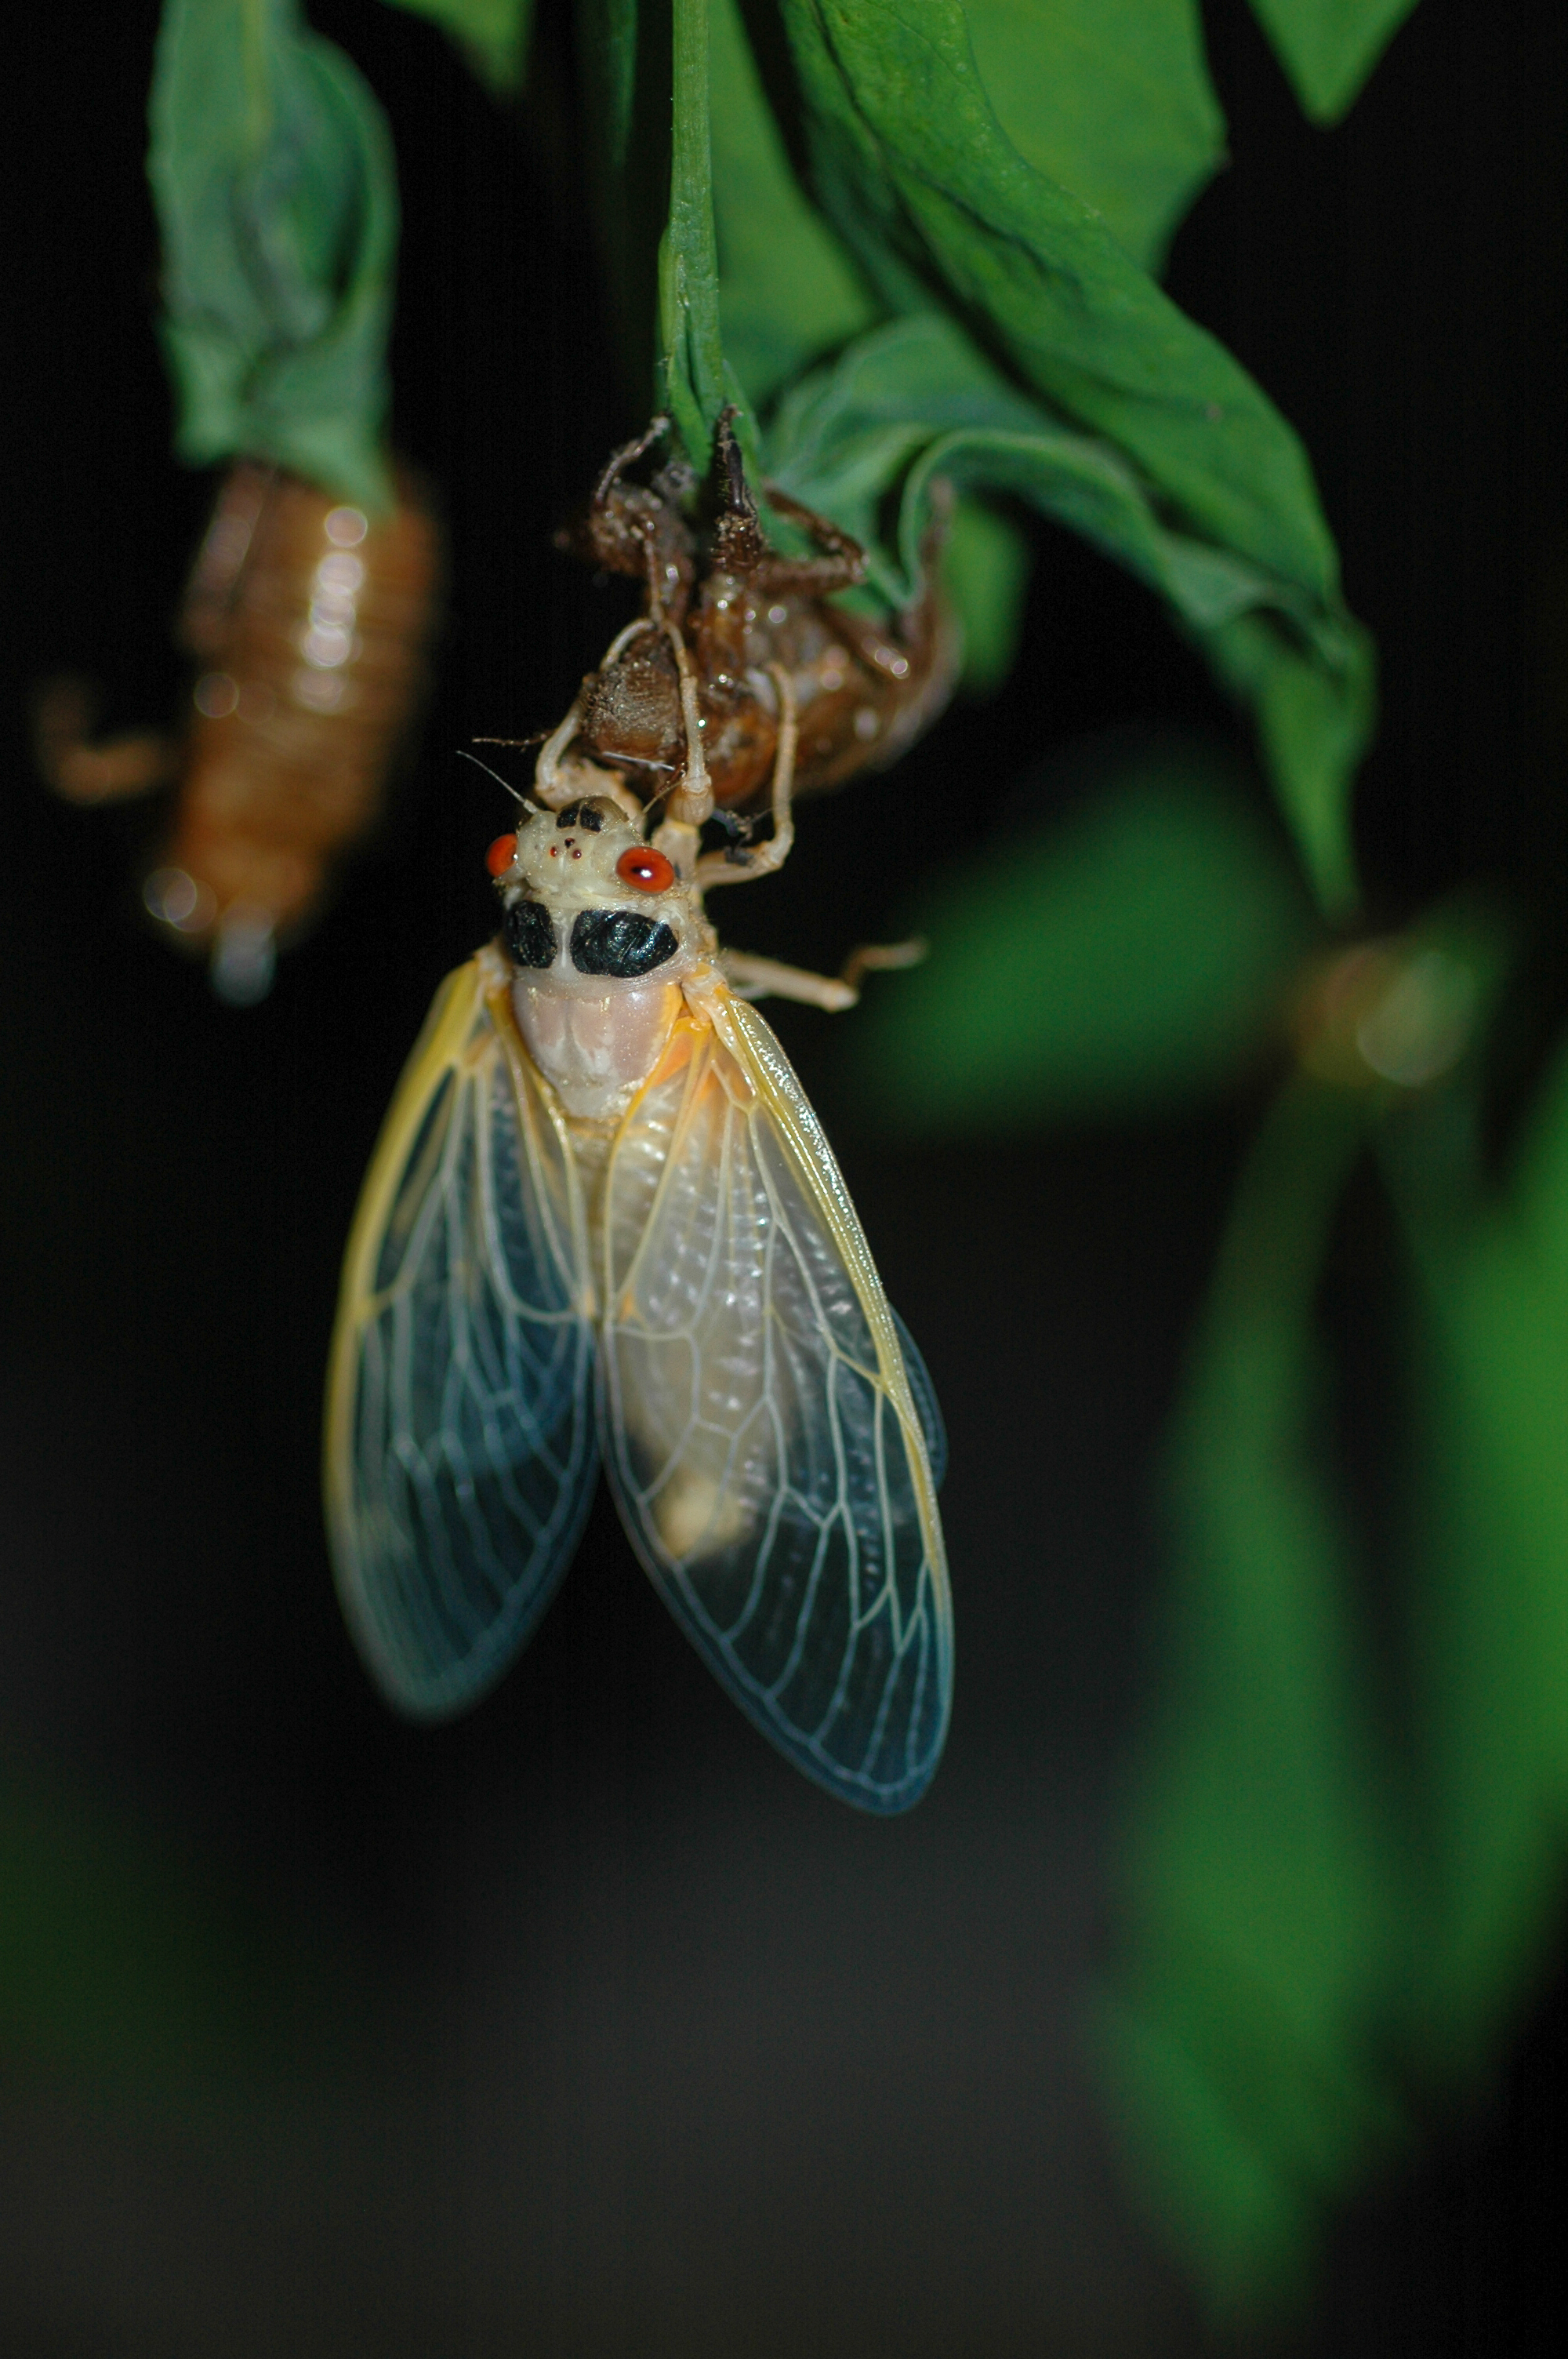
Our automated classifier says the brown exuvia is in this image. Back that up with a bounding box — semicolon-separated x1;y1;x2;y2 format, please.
36;460;442;1000
550;413;956;819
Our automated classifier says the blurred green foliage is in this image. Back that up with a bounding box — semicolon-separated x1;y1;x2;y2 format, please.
1;1753;358;2099
151;0;400;513
851;738;1316;1125
1382;1032;1568;2081
1250;0;1422;124
382;0;535;94
1098;1077;1406;2312
709;0;875;405
859;728;1568;2318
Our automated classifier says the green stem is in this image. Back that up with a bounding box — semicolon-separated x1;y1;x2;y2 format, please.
659;0;727;466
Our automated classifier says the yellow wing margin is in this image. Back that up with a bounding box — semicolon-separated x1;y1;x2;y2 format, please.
325;950;597;1718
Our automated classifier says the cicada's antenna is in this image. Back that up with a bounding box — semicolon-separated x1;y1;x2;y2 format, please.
456;747;533;806
695;662;797;889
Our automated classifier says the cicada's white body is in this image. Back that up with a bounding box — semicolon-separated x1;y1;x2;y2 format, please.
324;478;952;1811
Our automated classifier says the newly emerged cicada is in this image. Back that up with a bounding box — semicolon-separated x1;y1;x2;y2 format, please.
325;518;953;1810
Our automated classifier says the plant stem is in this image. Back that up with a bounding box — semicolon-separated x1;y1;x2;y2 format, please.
659;0;727;466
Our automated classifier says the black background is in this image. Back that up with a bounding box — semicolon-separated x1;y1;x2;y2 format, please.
2;1;1566;2350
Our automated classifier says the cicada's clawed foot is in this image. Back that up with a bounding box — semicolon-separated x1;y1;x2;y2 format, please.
720;936;927;1014
32;674;175;806
839;938;927;994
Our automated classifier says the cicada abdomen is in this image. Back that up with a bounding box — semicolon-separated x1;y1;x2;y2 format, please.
37;460;443;1003
557;415;957;817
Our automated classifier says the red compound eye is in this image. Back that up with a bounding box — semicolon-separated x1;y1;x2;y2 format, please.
485;833;517;878
616;845;676;893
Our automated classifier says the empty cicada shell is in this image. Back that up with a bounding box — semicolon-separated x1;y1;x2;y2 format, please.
36;460;443;1001
553;413;956;816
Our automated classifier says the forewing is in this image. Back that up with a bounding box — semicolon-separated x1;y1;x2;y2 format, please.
598;995;952;1811
325;954;597;1717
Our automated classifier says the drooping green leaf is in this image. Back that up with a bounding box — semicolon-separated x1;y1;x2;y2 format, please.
965;0;1226;272
782;2;1331;591
850;736;1315;1129
149;0;397;513
709;0;877;406
937;495;1031;692
1380;1006;1568;2085
1098;1078;1405;2317
774;2;1367;909
1247;0;1422;125
378;0;535;94
768;314;1372;906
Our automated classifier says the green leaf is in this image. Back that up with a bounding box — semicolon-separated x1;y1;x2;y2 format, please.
1098;1078;1405;2317
775;1;1369;910
938;495;1031;692
149;0;397;513
849;735;1316;1129
965;0;1226;272
1379;1004;1568;2083
782;2;1330;590
1247;0;1421;125
768;314;1372;907
378;0;535;94
709;0;877;406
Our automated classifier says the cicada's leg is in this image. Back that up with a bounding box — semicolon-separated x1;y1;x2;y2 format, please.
533;689;587;805
695;663;796;889
655;619;716;832
718;936;927;1012
839;938;927;993
33;676;175;805
717;951;856;1012
752;482;869;598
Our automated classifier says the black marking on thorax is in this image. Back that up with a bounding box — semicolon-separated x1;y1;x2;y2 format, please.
504;900;557;969
571;908;679;977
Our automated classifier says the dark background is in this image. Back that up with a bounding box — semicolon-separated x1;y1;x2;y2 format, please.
2;0;1566;2350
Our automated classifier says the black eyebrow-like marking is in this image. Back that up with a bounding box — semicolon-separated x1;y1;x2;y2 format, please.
555;801;604;831
571;908;678;978
503;900;557;969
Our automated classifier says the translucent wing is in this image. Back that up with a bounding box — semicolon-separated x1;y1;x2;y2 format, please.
597;990;953;1811
325;951;597;1718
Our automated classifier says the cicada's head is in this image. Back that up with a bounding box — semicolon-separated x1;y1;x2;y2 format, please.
485;798;704;983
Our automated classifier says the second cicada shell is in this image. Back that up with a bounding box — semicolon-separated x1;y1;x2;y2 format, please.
37;460;443;1003
148;463;442;998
